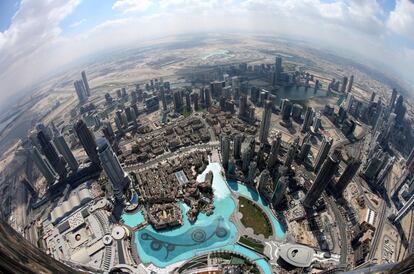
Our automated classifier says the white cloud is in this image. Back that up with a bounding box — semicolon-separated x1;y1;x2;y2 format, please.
387;0;414;40
112;0;153;13
69;18;86;28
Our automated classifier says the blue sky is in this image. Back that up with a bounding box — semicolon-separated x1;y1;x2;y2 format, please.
1;0;414;103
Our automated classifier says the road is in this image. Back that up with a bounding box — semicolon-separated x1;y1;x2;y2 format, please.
326;196;348;264
367;171;391;261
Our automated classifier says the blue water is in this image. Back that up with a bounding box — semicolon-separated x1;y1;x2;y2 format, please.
121;162;283;273
227;180;286;239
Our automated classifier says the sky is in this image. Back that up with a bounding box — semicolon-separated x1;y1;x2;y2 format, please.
1;0;414;104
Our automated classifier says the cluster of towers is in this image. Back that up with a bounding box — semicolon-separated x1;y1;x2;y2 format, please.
29;119;130;203
74;71;91;102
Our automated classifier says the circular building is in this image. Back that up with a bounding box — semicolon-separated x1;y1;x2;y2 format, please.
278;243;315;268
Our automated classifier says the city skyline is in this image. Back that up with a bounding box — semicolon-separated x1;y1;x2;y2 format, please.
1;0;414;104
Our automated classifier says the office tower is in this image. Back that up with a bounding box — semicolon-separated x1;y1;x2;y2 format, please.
81;71;90;96
377;156;395;185
74;80;87;102
291;104;303;121
335;158;361;194
298;139;311;163
341;76;348;93
232;76;240;92
97;138;130;201
74;119;99;165
30;147;57;185
272;56;283;86
314;79;320;92
121;87;127;97
210;81;224;98
160;88;167;110
173;91;183;113
102;120;115;142
114;115;123;134
312;111;321;132
394;95;406;123
29;129;42;151
314;136;333;172
258;169;270;192
272;176;287;207
268;132;282;169
37;131;67;179
221;135;230;169
280;99;292;121
259;100;272;144
247;161;257;184
239;95;247;118
53;134;78;172
130;90;138;104
370;91;376;102
389;88;398;110
124;106;132;122
407;147;414;172
302;107;314;133
242;138;255;171
285;137;299;168
185;92;191;112
346;75;354;93
304;152;340;208
233;134;243;160
363;149;386;181
345;93;354;112
117;109;128;127
204;88;211;108
193;92;199;111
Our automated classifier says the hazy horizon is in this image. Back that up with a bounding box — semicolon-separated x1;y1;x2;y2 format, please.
1;0;414;104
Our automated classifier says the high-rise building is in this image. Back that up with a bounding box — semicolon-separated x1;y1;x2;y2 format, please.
285;137;299;168
247;161;257;184
298;139;311;163
272;56;283;86
102;120;115;142
53;134;78;172
314;136;333;172
239;95;247;118
335;158;361;194
394;95;406;123
389;88;398;110
272;176;287;207
291;104;303;121
394;191;414;223
346;75;354;93
221;135;230;169
74;119;99;165
267;132;282;169
97;138;130;201
37;131;67;179
341;76;348;93
30;147;57;185
160;87;167;110
302;107;314;133
280;99;292;121
259;100;272;144
185;91;191;112
258;169;270;192
81;71;90;96
173;91;183;113
74;80;87;102
304;152;340;208
193;92;199;111
233;134;243;160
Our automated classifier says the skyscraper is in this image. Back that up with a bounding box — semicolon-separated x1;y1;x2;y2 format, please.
334;158;361;194
259;100;272;144
221;135;230;169
53;134;78;172
258;169;270;192
389;88;398;110
272;56;282;86
346;75;354;93
394;95;406;123
30;147;57;185
304;151;340;208
280;99;292;121
267;132;282;169
407;147;414;172
97;138;130;201
247;161;257;184
81;71;90;96
341;76;348;93
272;176;287;207
74;80;87;102
314;136;333;172
239;95;247;118
298;139;311;163
160;87;167;110
302;107;314;133
233;134;243;160
285;137;299;168
74;119;100;165
37;131;67;179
